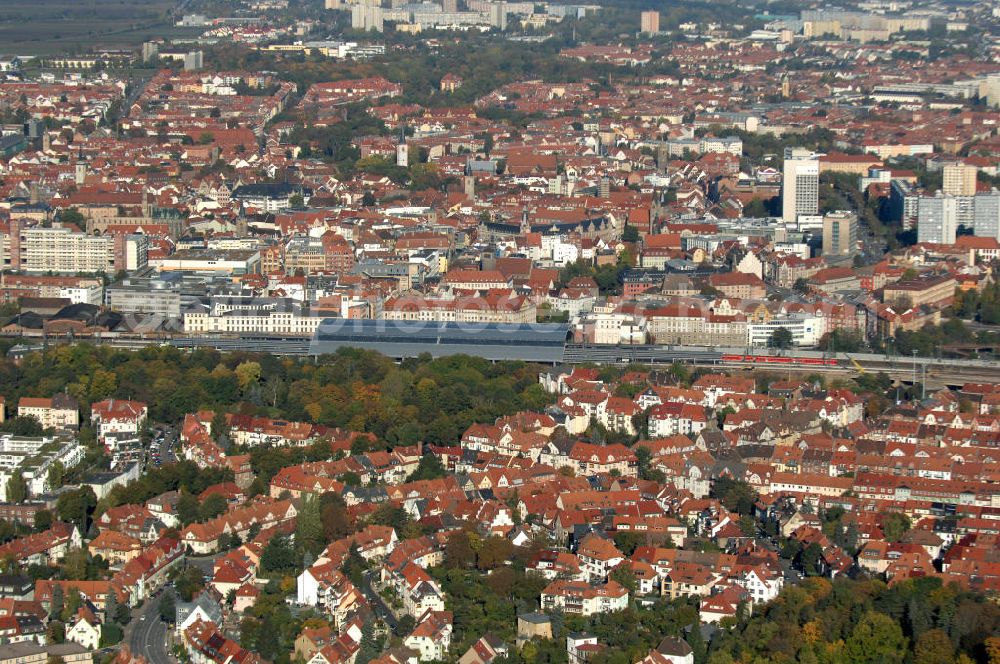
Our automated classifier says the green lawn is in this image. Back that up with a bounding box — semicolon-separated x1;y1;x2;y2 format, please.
0;0;187;56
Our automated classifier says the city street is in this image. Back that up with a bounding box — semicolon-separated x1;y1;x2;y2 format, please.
124;600;173;664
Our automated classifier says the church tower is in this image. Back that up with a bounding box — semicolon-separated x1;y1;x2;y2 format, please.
396;127;409;167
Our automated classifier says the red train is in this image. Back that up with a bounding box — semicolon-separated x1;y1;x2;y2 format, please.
721;354;839;366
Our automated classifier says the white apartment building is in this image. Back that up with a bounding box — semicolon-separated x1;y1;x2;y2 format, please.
0;434;85;499
917;193;959;245
1;223;149;275
90;400;148;445
18;395;79;430
942;162;977;197
782;148;820;223
973;191;1000;240
747;314;825;347
580;312;647;344
382;296;536;324
184;308;324;335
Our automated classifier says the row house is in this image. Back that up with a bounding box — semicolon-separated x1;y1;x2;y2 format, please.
35;580;125;613
635;386;708;411
540;579;629;616
730;566;783;605
111;536;184;606
699;585;749;624
226;414;318;448
97;504;165;543
295;561;365;631
526;549;586;581
663;561;721;600
403;610;453;662
539;441;638;478
182;619;263;664
575;534;625;583
305;621;364;664
88;530;142;567
319;525;399;566
0;522;81;566
611;515;687;549
852;472;994;507
598;397;641;436
691;375;756;409
269;466;345;500
647;403;709;438
389;562;447;619
383;536;444;572
179;499;297;554
764;473;854;499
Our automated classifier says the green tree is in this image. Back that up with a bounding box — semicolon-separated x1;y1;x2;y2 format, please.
295;493;324;556
407;455;446;481
59;208;86;226
882;512;911;542
610;565;637;594
47;461;65;489
396;614;416;637
100;623;123;647
844;611;907;664
444;529;477;569
159;589;176;623
234;361;262;393
176;490;200;526
319;492;352;541
6;472;27;503
174;567;205;602
687;622;707;664
104;590;119;625
210;411;228;443
0;416;43;436
34;510;53;531
799;542;823;576
55;487;97;534
356;620;381;664
198;494;229;522
712;478;758;516
62;588;82;622
46;620;65;644
49;584;64;621
260;534;296;574
336;471;361;486
769;327;794;349
913;628;953;664
613;531;645;557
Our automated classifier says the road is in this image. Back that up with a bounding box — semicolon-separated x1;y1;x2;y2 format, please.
361;570;397;630
147;423;178;470
186;552;224;578
125;599;173;664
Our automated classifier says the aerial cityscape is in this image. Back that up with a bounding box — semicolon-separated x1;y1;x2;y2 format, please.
0;1;997;664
